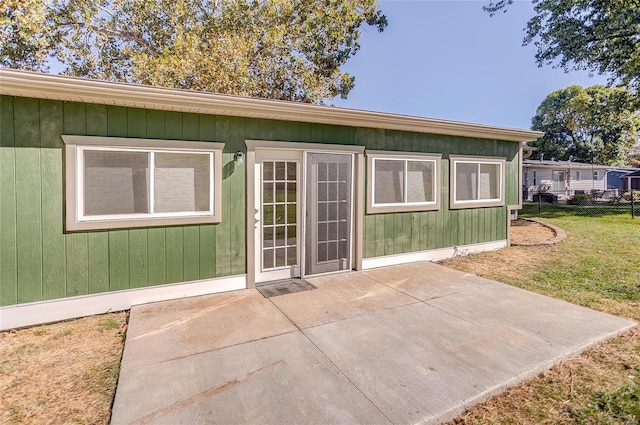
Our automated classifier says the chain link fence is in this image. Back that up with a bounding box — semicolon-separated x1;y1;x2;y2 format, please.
523;187;640;218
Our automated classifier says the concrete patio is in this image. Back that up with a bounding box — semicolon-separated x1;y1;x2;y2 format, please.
111;262;635;425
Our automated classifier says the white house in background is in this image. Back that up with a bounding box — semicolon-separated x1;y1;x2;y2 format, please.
522;160;612;200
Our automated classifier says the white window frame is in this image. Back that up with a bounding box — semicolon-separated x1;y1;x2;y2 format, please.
63;135;224;231
366;150;441;214
450;155;506;209
593;171;599;180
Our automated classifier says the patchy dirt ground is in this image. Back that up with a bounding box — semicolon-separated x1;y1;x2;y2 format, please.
510;218;556;244
0;312;128;425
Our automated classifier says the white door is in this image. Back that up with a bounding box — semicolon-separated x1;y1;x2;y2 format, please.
254;150;302;283
253;150;354;284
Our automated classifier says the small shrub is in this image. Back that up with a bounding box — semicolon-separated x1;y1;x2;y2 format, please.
567;193;591;205
103;318;119;330
621;191;640;201
54;329;73;339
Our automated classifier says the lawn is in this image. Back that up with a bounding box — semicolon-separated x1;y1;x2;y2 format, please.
0;205;638;424
441;204;639;424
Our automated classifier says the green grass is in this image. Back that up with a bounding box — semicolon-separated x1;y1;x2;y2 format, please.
568;379;640;424
519;204;640;320
103;318;120;330
444;207;639;424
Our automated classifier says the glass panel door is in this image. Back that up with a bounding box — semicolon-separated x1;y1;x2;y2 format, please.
254;150;302;283
305;153;353;275
552;171;565;195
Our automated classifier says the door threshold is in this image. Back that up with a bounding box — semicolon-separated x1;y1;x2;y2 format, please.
255;278;317;298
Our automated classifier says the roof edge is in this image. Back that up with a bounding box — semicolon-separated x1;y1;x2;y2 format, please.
0;68;543;142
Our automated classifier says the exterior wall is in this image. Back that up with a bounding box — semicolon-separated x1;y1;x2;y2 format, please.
1;95;519;308
523;166;607;200
570;170;607;193
523;168;553;200
1;96;252;307
360;129;519;259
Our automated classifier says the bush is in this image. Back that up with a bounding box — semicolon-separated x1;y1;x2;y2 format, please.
567;193;591;205
621;191;640;201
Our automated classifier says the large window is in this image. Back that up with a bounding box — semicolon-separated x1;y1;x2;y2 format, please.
63;136;224;230
450;156;505;209
366;151;440;213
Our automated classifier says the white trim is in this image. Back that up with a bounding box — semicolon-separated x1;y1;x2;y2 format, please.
450;156;506;209
367;153;441;213
0;275;247;331
1;69;542;143
63;136;224;230
361;240;508;270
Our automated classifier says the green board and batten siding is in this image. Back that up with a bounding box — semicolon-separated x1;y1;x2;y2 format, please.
0;96;249;306
0;95;519;307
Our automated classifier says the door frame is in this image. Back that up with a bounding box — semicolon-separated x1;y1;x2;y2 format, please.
245;140;365;288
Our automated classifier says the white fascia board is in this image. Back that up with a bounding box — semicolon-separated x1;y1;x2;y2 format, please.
0;68;543;143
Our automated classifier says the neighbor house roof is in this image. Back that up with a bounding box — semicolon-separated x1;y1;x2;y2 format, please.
523;160;613;170
0;68;542;143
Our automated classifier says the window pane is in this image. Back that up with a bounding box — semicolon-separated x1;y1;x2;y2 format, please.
479;163;499;200
406;161;434;203
84;150;149;216
286;162;296;181
155;153;210;213
455;163;478;201
374;160;404;204
275;162;286;180
263;162;274;181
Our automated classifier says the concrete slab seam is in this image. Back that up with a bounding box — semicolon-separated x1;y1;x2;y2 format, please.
151;329;302;365
267;295;396;424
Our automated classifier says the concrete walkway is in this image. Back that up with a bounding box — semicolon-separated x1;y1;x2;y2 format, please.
111;262;635;425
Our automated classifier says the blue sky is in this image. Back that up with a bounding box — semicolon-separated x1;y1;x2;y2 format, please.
332;0;610;130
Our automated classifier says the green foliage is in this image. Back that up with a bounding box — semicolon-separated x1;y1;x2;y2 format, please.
568;379;640;424
0;0;51;70
1;0;387;103
529;85;640;166
622;190;640;201
627;145;640;167
485;0;640;96
53;329;73;339
518;204;640;320
567;193;591;205
103;318;119;330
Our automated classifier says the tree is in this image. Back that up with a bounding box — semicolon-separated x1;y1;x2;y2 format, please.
530;85;640;166
484;1;640;96
0;0;387;103
627;144;640;167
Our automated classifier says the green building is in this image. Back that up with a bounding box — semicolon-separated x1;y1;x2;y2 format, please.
0;69;541;329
